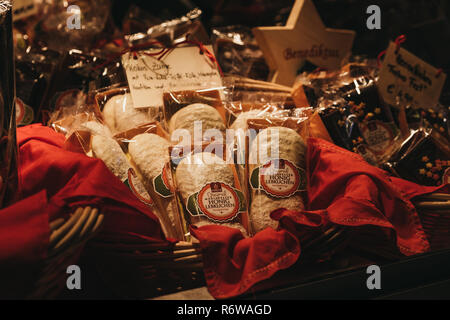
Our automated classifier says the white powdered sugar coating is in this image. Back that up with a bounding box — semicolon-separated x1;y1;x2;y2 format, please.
169;103;226;137
176;152;234;200
230;110;266;131
102;93;156;133
91;134;130;182
128;133;171;180
81;121;113;137
249;126;307;233
128;133;181;238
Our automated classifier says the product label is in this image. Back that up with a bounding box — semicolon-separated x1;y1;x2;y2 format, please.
125;168;153;205
378;41;447;109
153;163;174;198
250;159;306;198
360;121;394;155
15;98;34;126
122;45;223;108
186;182;245;222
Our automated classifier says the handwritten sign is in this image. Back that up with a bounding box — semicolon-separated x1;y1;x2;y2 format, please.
252;0;355;86
12;0;37;21
378;42;446;109
122;45;223;109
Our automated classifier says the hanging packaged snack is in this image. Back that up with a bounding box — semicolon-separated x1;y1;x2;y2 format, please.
43;50;126;123
212;25;270;81
246;116;309;234
170;142;250;239
0;0;18;207
94;87;161;136
384;129;450;186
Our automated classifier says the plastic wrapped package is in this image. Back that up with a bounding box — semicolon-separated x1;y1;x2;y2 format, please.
162;88;228;143
246;116;310;234
31;0;113;52
335;75;401;163
50;110;188;240
317;99;378;165
43;50;126;123
293;61;378;108
125;8;208;48
94;87;160;136
118;123;185;240
170;142;250;239
391;104;449;142
384;129;450;186
52;112;153;204
212;25;269;81
15;46;61;125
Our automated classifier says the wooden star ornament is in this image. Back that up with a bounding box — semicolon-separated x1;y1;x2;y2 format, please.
252;0;356;86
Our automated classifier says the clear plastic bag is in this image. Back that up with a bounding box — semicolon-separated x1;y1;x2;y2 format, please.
162;87;228;143
170;142;250;239
120;123;185;240
246;116;310;234
94;86;161;136
125;8;208;48
212;25;269;81
384;128;450;186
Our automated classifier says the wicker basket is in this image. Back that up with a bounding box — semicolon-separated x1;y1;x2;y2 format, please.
89;223;349;299
87;191;449;299
27;206;104;299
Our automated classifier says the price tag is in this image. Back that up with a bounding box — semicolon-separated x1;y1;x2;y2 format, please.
12;0;37;22
377;42;446;109
122;45;223;109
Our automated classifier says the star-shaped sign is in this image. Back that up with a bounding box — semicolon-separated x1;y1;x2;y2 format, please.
252;0;356;86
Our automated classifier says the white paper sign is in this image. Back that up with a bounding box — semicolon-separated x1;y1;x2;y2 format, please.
378;42;447;109
122;45;223;108
12;0;37;22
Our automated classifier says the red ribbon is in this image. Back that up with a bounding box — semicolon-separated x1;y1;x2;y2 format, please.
377;34;407;68
92;37;223;76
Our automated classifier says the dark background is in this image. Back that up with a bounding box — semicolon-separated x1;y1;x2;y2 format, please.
110;0;450;99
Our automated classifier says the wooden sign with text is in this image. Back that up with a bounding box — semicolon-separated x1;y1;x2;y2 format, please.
252;0;355;86
377;42;446;109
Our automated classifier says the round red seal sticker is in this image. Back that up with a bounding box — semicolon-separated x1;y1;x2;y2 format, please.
197;182;240;222
260;159;300;198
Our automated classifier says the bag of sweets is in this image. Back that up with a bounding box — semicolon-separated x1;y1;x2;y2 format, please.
170;142;250;240
246;116;309;234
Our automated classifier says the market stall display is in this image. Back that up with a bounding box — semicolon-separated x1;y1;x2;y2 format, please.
0;0;449;300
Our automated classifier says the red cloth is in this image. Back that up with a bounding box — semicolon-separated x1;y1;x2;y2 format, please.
194;138;448;299
0;124;167;298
